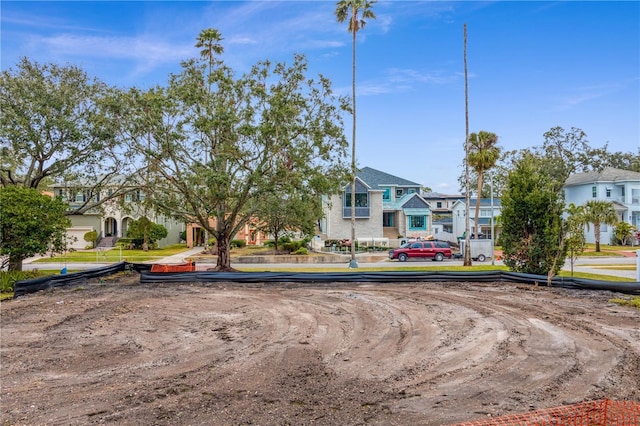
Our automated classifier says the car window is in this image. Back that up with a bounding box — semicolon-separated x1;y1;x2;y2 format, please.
410;243;422;248
436;242;450;248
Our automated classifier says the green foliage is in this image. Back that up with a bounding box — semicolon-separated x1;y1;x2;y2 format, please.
230;239;246;249
125;217;168;249
500;154;566;275
120;31;349;271
583;200;618;252
0;58;135;214
0;186;71;271
180;231;187;241
612;222;636;246
291;247;308;255
116;238;133;248
84;231;98;248
282;240;305;253
564;203;587;273
0;270;38;293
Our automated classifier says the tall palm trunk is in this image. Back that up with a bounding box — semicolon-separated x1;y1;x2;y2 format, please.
463;23;472;266
349;9;358;268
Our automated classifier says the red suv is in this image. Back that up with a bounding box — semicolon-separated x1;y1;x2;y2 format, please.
388;241;452;262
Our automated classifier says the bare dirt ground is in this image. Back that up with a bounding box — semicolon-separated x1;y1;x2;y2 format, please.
2;274;639;426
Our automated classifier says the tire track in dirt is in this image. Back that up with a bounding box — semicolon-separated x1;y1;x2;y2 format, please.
2;280;638;425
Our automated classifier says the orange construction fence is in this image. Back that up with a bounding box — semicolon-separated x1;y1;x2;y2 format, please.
150;263;195;273
453;399;639;426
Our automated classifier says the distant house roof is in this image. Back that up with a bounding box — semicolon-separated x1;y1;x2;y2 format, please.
357;167;421;189
564;167;640;187
422;191;464;200
452;198;502;208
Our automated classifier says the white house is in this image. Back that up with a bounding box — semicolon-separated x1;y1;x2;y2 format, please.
49;182;184;250
451;198;502;242
320;167;432;247
563;167;640;244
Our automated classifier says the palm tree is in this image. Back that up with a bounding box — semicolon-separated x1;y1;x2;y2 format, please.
195;28;224;75
468;131;500;239
583;200;619;252
335;0;376;268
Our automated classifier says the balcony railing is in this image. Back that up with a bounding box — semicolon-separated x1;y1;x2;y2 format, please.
342;207;370;218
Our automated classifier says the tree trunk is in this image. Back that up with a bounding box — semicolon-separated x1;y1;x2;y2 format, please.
594;222;601;252
8;254;23;272
215;233;237;272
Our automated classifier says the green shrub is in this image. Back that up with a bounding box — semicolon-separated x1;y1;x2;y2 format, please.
278;235;292;244
1;271;38;293
84;230;98;248
116;238;134;248
291;247;308;255
180;231;187;241
231;239;246;248
282;241;304;253
263;240;276;248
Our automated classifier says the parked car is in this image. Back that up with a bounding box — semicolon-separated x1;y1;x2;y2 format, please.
388;241;452;262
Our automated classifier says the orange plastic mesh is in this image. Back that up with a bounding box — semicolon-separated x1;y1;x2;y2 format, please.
150;263;195;273
453;399;639;426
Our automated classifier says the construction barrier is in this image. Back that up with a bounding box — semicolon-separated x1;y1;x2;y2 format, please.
453;399;640;426
150;262;195;273
13;264;640;297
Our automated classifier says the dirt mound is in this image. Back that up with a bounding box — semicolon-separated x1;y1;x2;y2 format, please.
2;276;639;425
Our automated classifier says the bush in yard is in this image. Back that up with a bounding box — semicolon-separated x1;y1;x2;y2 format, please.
230;239;246;249
84;231;98;248
291;247;308;255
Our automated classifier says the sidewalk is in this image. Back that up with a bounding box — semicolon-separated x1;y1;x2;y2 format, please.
154;247;204;264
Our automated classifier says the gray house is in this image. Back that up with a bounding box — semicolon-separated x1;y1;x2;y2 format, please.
320;167;432;247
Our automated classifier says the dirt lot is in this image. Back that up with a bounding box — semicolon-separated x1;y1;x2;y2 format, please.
2;274;639;425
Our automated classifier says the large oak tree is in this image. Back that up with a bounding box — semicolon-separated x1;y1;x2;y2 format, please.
122;33;350;271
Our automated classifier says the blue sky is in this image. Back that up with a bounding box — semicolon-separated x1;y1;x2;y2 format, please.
2;1;639;193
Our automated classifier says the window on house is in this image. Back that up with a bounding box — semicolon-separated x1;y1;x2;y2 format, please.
75;193;85;202
408;189;416;194
382;188;391;201
606;188;611;198
344;192;368;207
396;189;403;197
409;215;426;230
437;202;442;208
622;187;625;197
592;186;597;198
480;209;491;217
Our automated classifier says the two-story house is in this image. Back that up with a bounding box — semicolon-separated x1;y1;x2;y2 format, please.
320;167;432;247
49;182;184;250
422;192;465;241
563;167;640;244
451;198;502;242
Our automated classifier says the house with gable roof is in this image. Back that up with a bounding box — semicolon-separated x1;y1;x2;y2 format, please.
319;167;432;246
563;167;640;244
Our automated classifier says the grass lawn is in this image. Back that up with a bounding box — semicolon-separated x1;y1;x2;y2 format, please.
32;244;190;263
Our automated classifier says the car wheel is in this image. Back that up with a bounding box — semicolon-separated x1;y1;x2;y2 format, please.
477;254;486;262
398;253;408;262
434;253;444;262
